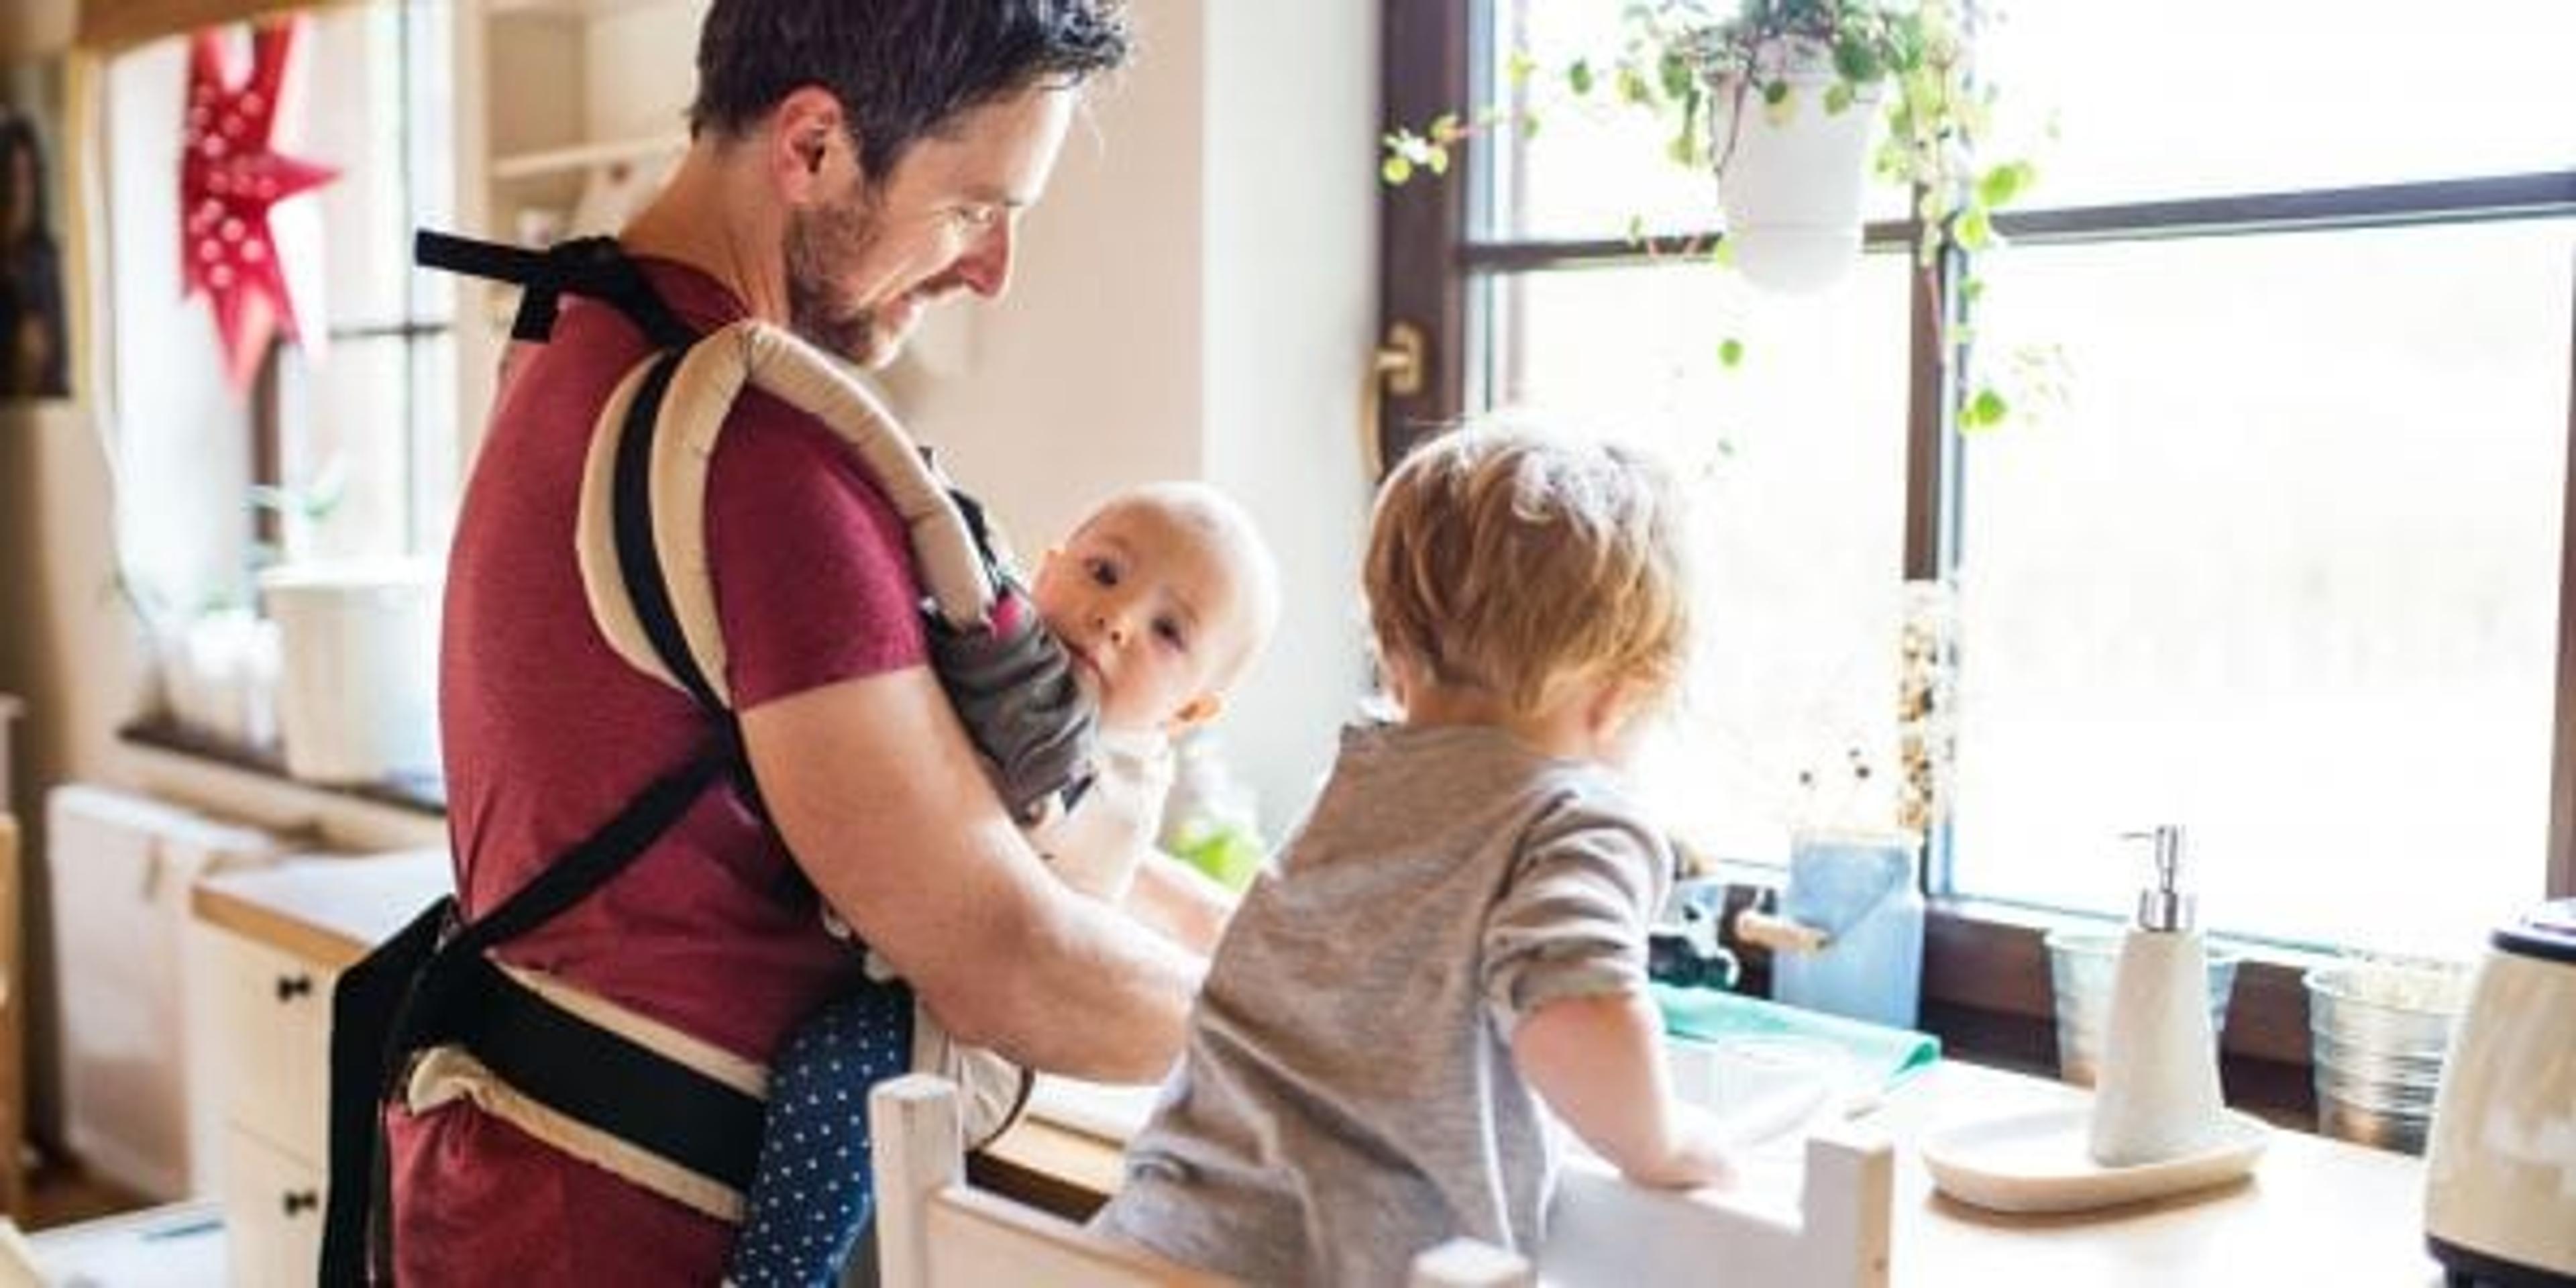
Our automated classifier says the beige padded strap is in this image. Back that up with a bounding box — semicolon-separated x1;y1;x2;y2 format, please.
400;963;772;1224
573;320;998;710
574;359;684;696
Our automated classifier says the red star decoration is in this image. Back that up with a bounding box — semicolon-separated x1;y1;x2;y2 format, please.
180;18;338;391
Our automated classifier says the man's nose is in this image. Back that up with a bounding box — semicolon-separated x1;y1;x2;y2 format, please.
953;219;1016;299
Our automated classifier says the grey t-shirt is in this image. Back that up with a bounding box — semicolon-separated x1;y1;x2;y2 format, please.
1093;720;1672;1285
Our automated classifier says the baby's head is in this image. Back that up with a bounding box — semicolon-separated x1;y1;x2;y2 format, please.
1364;427;1692;741
1031;482;1280;737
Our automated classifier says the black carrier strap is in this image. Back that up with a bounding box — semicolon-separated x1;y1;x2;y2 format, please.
320;753;731;1286
319;232;824;1285
416;230;696;349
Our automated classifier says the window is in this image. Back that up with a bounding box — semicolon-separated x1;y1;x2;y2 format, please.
1379;0;2575;996
102;0;455;619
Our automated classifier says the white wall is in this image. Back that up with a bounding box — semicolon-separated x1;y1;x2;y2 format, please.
892;0;1378;835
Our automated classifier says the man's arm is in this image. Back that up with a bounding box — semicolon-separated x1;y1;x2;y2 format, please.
742;665;1201;1083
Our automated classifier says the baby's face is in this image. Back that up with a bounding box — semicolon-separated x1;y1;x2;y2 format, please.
1031;501;1253;735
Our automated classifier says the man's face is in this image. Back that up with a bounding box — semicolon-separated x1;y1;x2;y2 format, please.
784;86;1075;367
1031;502;1254;737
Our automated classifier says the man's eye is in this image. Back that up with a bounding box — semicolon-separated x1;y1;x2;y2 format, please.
951;205;1002;231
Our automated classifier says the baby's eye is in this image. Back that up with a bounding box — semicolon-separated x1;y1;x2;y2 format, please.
1152;617;1189;651
1086;557;1120;588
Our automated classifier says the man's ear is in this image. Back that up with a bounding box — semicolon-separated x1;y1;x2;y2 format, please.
769;86;849;202
1165;691;1225;734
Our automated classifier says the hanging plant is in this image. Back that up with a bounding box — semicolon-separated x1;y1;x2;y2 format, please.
1385;0;2045;431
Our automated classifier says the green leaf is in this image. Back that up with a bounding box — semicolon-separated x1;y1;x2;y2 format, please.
1823;83;1855;115
1381;155;1413;186
1978;160;2035;209
1624;213;1648;247
1962;387;2009;430
1507;49;1538;89
1718;338;1746;368
1955;206;1993;252
1426;147;1450;176
1659;48;1695;101
1566;59;1595;97
1833;37;1882;85
1711;237;1737;268
1430;111;1460;141
1617;64;1652;105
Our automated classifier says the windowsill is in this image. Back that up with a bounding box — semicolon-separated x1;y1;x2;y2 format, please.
1696;874;2336;1128
116;718;447;818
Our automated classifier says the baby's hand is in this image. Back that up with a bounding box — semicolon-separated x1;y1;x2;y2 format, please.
925;584;1098;820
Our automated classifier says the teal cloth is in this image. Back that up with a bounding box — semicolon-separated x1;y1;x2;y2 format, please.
1654;983;1941;1091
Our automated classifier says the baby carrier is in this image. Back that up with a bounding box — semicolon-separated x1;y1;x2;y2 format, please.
320;233;1089;1283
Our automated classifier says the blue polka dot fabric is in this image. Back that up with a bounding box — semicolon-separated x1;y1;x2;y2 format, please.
729;983;915;1287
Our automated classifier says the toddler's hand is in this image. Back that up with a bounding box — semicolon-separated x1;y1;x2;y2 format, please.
1622;1102;1739;1190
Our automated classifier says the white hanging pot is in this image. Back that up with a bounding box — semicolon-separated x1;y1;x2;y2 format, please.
1707;36;1882;294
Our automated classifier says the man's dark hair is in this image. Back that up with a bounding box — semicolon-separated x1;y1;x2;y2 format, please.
691;0;1130;180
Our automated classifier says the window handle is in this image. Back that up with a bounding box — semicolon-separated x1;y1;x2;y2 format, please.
1363;321;1428;480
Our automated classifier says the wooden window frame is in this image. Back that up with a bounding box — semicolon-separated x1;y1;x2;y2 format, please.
1379;0;2576;1108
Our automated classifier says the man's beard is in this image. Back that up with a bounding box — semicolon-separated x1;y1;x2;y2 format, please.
784;188;890;366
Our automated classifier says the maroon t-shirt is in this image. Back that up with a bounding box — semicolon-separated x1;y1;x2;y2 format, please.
388;261;928;1281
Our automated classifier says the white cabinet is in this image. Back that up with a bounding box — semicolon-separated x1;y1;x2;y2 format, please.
189;849;449;1287
451;0;706;451
48;786;282;1201
190;924;336;1288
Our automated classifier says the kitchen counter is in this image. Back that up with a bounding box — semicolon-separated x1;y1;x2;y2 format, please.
187;860;2443;1283
192;847;452;970
985;1055;2447;1285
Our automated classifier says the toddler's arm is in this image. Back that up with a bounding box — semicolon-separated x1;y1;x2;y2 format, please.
1513;989;1735;1189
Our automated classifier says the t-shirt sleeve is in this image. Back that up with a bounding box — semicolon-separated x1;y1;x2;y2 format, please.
705;388;930;709
1481;797;1671;1039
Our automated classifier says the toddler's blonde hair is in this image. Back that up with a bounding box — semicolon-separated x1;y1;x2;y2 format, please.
1364;427;1692;715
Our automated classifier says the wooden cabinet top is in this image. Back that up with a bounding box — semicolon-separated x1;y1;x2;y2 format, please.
191;849;451;970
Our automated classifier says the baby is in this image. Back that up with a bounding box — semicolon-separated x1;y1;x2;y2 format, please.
727;480;1279;1287
1093;428;1737;1283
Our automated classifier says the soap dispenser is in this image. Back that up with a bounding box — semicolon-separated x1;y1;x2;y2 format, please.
2088;825;2228;1167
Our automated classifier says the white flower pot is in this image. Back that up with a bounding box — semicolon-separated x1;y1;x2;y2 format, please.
260;561;441;784
1707;36;1882;293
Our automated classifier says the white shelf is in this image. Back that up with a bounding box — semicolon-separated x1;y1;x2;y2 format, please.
490;133;686;182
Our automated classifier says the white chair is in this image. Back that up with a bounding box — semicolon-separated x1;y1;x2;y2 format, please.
1539;1124;1894;1287
869;1075;1537;1287
871;1074;1890;1287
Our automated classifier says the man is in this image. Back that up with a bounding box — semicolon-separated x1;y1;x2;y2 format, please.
390;2;1195;1279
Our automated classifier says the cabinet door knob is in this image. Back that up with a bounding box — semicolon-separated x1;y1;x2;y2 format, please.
275;973;315;1002
282;1189;319;1216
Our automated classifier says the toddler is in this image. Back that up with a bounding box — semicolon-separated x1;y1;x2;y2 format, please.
1093;428;1736;1283
727;480;1280;1286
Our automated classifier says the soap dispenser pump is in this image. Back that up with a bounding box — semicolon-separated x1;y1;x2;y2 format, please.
2087;825;2228;1167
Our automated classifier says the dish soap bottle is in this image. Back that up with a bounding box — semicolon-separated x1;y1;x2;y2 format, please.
2088;825;2227;1167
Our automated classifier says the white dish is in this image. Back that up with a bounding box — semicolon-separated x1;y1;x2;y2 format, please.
1921;1107;2270;1215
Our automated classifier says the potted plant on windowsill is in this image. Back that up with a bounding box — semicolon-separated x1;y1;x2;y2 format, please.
1387;0;2039;427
